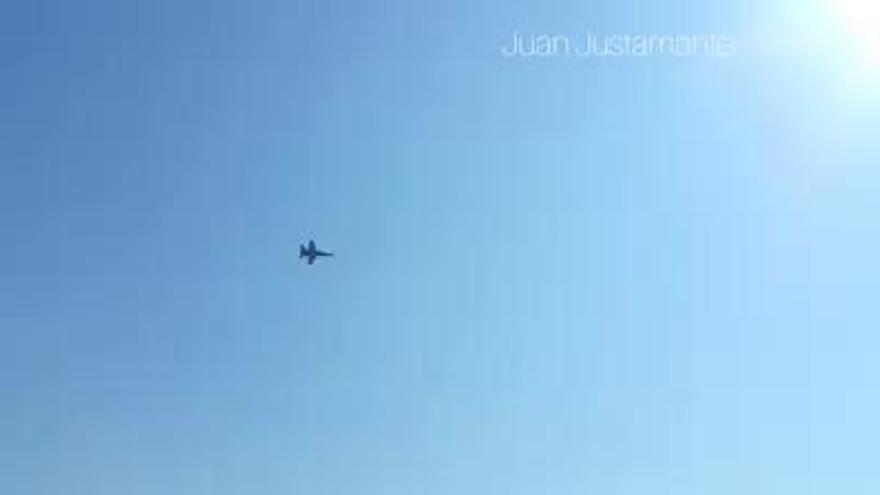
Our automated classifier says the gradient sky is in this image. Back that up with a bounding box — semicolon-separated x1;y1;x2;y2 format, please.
2;1;880;493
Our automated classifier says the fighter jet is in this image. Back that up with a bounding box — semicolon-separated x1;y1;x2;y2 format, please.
299;240;333;265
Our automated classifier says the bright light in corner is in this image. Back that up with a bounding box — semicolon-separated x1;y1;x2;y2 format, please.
833;0;880;68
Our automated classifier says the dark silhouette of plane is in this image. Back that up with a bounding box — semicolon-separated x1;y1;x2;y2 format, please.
299;240;333;265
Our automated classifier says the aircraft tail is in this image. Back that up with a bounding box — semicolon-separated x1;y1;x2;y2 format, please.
299;244;307;258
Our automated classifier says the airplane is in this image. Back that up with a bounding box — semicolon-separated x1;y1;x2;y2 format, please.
299;240;333;265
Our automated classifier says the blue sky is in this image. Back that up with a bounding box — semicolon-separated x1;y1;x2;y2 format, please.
2;0;880;493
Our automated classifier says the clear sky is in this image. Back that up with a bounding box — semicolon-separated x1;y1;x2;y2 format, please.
2;0;880;493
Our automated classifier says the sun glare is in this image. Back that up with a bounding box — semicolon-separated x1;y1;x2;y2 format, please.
833;0;880;69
